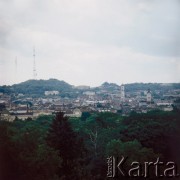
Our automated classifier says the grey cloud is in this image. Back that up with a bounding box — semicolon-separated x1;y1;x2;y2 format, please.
0;0;180;85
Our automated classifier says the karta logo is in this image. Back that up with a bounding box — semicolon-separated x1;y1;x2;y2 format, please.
107;156;180;178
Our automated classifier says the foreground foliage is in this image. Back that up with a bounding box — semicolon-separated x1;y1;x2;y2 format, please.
0;110;180;179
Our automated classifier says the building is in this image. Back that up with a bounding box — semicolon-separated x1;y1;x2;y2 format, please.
120;84;125;102
10;112;34;121
0;109;10;121
64;108;82;118
163;106;173;112
146;89;152;103
83;91;95;96
44;91;59;96
139;100;147;107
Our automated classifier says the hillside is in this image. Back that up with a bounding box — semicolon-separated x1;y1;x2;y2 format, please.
124;83;180;92
100;82;120;89
0;80;180;96
97;82;180;93
0;79;73;95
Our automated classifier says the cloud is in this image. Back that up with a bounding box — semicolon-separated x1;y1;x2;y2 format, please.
0;0;180;85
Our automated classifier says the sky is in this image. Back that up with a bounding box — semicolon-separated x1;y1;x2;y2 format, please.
0;0;180;87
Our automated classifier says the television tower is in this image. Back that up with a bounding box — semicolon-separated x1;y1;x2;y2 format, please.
33;47;37;79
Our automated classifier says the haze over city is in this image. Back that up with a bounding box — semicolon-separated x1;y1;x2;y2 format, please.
0;0;180;86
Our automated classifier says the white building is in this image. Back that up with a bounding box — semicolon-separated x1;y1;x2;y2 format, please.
146;89;152;103
45;91;59;96
120;84;125;102
83;91;95;96
163;106;173;112
64;109;82;118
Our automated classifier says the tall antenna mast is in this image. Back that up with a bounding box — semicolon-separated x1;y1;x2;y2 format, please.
33;47;37;79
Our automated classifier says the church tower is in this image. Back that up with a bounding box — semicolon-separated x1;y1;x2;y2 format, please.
147;89;152;103
121;84;125;102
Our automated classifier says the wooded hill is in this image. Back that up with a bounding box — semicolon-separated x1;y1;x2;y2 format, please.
0;79;180;96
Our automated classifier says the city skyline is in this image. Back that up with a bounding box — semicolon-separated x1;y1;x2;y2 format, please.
0;0;180;86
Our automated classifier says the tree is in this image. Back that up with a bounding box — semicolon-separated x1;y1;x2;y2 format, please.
11;119;61;180
46;112;85;179
0;121;18;180
106;139;159;164
81;112;91;121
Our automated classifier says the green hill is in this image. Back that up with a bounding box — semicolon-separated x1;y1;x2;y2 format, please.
125;83;180;92
0;80;180;96
0;79;73;95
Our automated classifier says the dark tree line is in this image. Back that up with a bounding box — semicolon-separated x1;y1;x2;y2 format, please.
0;110;180;179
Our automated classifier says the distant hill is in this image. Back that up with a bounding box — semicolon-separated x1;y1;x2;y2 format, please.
97;82;180;93
0;80;180;96
100;82;120;90
0;79;73;95
124;83;180;92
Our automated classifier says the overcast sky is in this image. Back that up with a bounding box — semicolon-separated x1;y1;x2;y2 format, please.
0;0;180;86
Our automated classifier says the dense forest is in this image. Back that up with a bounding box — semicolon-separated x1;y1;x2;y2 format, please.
0;110;180;180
